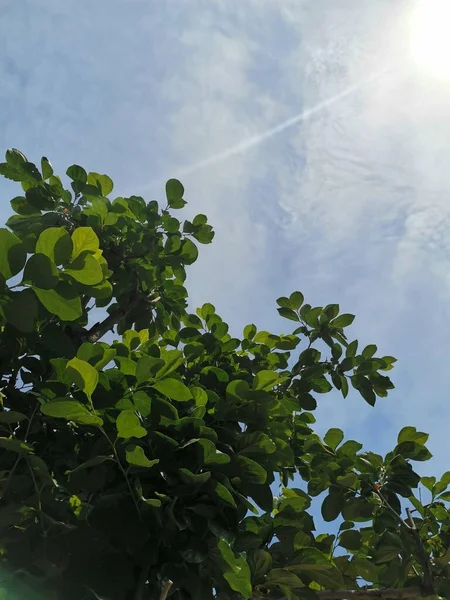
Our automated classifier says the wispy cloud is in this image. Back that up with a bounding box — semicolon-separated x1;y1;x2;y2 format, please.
2;0;450;477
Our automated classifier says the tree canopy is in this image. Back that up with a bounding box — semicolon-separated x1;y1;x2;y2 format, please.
0;149;449;600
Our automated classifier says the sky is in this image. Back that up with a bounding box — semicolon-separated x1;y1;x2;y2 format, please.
1;0;450;502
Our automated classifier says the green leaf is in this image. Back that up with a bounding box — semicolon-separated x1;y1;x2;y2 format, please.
66;456;113;474
165;179;185;208
248;549;272;582
362;344;377;358
303;307;323;327
4;289;39;333
179;468;211;485
41;157;53;179
243;324;257;340
133;391;152;417
350;558;377;583
6;148;27;168
10;196;39;215
65;253;103;285
331;314;355;328
336;473;358;488
235;455;267;484
346;340;358;357
36;227;73;266
180;238;198;264
41;400;103;426
71;227;100;260
0;229;26;279
66;357;99;400
87;172;114;195
307;566;344;589
289;291;304;310
198;439;230;465
420;476;436;492
216;540;252;599
397;426;429;446
276;296;291;308
151;378;192;401
253;370;279;391
288;548;333;571
277;307;300;322
125;445;159;467
33;283;82;321
321;492;344;522
135;355;164;385
266;569;303;588
155;349;185;379
116;410;147;439
66;164;87;183
23;253;58;289
438;491;450;501
339;530;362;550
213;481;236;507
0;437;33;454
395;441;432;461
324;428;344;450
0;411;27;424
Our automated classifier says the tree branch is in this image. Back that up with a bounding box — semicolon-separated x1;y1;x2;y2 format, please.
85;293;160;343
315;586;429;600
159;579;173;600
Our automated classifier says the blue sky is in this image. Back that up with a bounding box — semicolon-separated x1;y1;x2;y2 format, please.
1;0;450;490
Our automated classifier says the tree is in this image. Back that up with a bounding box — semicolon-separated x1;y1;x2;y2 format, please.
0;149;448;600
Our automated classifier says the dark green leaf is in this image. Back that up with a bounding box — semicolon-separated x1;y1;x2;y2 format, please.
4;289;39;333
23;253;58;289
331;314;355;328
277;307;300;322
66;164;87;183
289;291;304;310
0;228;26;279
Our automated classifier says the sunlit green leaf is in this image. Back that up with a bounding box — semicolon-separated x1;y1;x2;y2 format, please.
36;227;73;266
41;400;103;427
116;410;146;439
151;378;192;401
125;445;159;467
66;357;99;400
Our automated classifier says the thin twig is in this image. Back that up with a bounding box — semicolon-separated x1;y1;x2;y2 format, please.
1;403;39;500
406;508;434;593
85;293;160;343
376;490;410;530
100;428;141;520
159;580;173;600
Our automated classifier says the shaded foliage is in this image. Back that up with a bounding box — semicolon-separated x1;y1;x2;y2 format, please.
0;149;449;600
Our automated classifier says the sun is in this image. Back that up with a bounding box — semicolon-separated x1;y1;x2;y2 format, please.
409;0;450;79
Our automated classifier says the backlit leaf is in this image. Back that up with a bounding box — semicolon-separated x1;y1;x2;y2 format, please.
36;227;73;266
116;410;146;439
41;400;103;426
66;357;99;400
151;378;192;401
125;445;159;468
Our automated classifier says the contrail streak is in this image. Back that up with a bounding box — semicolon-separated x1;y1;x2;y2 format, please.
136;65;394;192
175;67;392;177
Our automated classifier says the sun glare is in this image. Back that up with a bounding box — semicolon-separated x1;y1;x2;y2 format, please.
409;0;450;79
